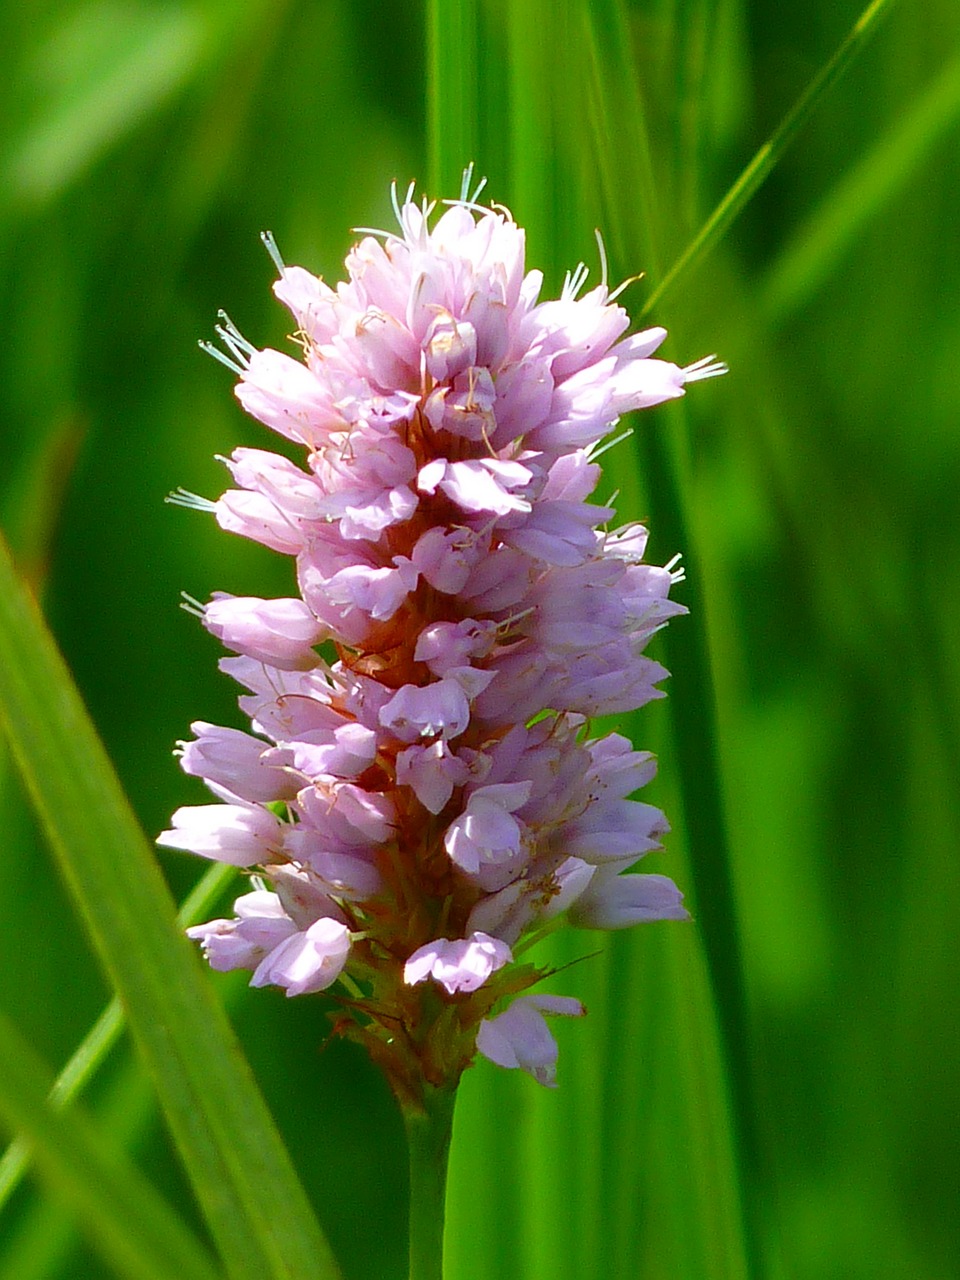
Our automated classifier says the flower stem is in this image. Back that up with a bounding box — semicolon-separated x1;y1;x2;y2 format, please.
403;1083;458;1280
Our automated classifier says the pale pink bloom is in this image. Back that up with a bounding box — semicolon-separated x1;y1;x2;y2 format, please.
214;488;307;555
476;995;586;1087
380;670;494;743
410;525;479;594
187;891;296;971
404;932;512;995
157;803;281;866
568;871;690;929
296;781;395;851
413;619;498;675
225;447;328;518
234;349;340;447
250;917;351;996
444;783;532;877
322;560;418;621
178;722;298;803
202;594;324;669
396;740;470;814
286;721;378;780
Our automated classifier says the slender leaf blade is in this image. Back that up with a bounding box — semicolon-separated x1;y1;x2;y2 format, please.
0;861;236;1212
426;0;480;194
641;0;901;316
0;1008;222;1280
0;532;341;1280
762;46;960;322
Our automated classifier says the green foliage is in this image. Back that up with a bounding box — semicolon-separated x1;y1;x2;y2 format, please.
0;533;340;1280
1;1;958;1277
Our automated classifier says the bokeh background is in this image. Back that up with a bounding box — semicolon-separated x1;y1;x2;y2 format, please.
1;1;958;1277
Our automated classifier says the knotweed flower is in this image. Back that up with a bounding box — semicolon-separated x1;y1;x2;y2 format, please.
159;174;724;1103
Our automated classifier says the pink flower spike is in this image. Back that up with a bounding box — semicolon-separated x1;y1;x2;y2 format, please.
168;179;724;1099
476;994;586;1087
404;932;512;995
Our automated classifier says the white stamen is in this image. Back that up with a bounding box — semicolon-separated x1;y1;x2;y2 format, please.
390;180;404;228
455;163;488;206
166;488;216;513
352;224;393;241
587;427;633;463
663;552;686;583
497;604;536;632
682;355;728;382
198;339;243;374
561;261;590;301
594;229;609;291
608;272;643;303
260;231;286;276
215;311;257;367
441;194;494;216
179;592;206;618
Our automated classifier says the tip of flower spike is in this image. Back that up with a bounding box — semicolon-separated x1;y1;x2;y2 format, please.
682;355;728;383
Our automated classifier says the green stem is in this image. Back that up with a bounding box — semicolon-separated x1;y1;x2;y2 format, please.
402;1084;458;1280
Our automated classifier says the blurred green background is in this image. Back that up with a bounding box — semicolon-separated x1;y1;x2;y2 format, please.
1;1;958;1277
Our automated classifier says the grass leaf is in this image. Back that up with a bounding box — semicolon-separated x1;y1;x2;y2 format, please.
642;0;900;316
761;45;960;322
0;861;236;1214
0;531;341;1280
0;1008;222;1280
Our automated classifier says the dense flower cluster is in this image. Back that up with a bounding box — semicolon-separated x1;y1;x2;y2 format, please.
159;179;723;1098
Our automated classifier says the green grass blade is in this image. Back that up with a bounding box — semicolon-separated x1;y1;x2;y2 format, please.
0;532;341;1280
438;4;762;1276
0;861;235;1213
4;3;208;209
580;0;663;276
0;1009;222;1280
761;45;960;322
426;0;480;194
582;1;765;1271
641;0;900;316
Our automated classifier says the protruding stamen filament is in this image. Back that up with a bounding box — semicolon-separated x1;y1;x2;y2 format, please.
260;231;286;276
682;355;728;382
166;488;216;513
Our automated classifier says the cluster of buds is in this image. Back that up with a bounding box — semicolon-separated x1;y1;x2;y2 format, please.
158;177;723;1100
